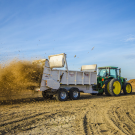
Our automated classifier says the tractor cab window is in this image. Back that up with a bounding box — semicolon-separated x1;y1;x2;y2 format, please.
98;69;109;77
110;69;117;78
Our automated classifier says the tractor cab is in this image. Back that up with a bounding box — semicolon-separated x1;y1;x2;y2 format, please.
98;66;121;80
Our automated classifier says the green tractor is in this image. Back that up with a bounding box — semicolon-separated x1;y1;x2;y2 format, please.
93;66;132;96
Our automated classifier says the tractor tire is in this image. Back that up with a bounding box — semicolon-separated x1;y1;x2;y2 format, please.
104;80;111;96
123;83;132;95
109;79;121;96
42;91;53;99
69;88;80;100
56;88;68;101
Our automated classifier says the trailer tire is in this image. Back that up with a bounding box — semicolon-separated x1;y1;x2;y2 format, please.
109;79;121;96
56;88;68;101
104;80;111;96
69;88;80;100
123;83;132;95
42;91;47;99
42;91;53;99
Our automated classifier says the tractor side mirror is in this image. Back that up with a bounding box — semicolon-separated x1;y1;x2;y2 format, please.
119;68;121;77
119;68;121;73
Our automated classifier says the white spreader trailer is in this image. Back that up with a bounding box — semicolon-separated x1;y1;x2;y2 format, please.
40;53;97;101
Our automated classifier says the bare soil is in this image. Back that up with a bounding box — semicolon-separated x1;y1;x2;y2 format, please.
0;84;135;135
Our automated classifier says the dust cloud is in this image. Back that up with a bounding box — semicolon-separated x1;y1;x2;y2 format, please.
0;59;43;100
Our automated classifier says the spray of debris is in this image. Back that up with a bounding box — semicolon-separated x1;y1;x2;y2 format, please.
0;59;43;100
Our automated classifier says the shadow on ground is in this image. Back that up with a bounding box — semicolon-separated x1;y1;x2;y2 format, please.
1;92;135;105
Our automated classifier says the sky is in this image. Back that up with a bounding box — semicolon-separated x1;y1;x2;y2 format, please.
0;0;135;80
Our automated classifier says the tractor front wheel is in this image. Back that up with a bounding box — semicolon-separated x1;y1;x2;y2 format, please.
109;79;121;96
123;83;132;94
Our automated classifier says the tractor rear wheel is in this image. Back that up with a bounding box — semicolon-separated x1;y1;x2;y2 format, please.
123;83;132;94
109;79;121;96
69;88;80;100
56;88;68;101
104;80;111;96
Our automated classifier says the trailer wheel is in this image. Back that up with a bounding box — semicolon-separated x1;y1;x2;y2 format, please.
109;79;121;96
42;91;53;99
56;88;68;101
69;88;80;100
123;83;132;95
104;80;111;96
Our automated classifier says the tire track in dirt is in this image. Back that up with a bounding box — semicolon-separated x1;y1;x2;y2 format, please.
83;112;92;135
85;104;109;135
83;112;94;135
83;114;87;134
79;95;135;135
0;110;76;135
0;112;57;127
126;112;135;124
107;106;128;134
107;101;135;135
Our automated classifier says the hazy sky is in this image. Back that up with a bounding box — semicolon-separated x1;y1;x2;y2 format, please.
0;0;135;79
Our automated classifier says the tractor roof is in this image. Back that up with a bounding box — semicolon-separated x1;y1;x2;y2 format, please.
98;66;118;69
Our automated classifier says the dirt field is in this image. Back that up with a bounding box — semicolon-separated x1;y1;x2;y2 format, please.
0;85;135;135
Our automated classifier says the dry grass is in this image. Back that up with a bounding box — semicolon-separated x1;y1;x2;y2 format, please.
0;59;43;99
